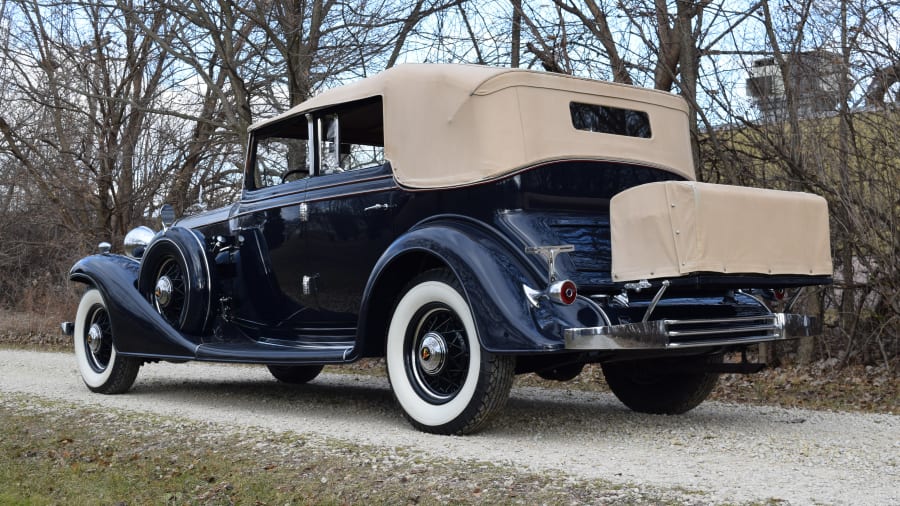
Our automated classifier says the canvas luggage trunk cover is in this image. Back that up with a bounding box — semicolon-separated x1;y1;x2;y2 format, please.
610;181;832;282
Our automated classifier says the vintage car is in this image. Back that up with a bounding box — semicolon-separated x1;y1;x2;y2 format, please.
63;64;832;435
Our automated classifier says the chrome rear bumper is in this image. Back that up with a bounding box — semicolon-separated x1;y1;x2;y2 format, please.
564;313;819;350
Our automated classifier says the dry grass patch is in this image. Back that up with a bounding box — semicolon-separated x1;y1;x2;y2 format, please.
0;394;699;505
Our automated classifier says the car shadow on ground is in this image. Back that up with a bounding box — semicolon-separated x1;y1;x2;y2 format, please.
120;367;759;437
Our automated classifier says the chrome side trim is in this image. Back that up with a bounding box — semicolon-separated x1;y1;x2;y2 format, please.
235;186;396;219
564;313;820;350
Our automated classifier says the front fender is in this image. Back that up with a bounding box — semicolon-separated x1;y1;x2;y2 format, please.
359;217;606;354
69;254;199;359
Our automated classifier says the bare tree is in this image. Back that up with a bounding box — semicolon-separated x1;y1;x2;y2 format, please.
699;0;899;367
0;0;181;240
0;0;213;306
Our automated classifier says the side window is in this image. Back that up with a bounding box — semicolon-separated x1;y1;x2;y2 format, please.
318;115;341;175
343;143;385;171
315;97;385;176
252;116;313;189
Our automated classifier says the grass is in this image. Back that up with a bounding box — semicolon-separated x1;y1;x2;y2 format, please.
710;360;898;413
0;308;71;352
0;394;692;506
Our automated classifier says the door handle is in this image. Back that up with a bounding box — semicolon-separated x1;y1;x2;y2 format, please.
364;203;396;212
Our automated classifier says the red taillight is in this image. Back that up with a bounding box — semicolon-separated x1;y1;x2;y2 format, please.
560;280;577;304
548;280;578;305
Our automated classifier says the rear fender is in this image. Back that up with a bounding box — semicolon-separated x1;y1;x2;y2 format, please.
69;254;199;359
358;217;606;355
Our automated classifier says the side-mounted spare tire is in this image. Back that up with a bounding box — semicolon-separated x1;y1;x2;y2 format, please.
138;227;213;335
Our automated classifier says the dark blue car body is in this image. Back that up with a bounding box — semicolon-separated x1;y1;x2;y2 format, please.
66;65;830;434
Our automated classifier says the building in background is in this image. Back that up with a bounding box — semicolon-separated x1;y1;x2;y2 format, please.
746;50;844;121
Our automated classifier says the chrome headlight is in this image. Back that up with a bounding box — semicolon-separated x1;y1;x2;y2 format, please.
124;226;156;258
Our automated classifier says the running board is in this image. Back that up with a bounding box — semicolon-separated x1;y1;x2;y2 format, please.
196;342;354;364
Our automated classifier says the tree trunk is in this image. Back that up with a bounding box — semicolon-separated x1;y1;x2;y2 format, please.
511;0;521;68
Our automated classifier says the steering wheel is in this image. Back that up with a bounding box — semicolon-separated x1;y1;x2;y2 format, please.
280;169;308;184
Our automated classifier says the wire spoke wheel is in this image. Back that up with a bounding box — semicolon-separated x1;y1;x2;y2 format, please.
83;302;113;373
154;257;188;327
386;269;515;435
405;304;471;404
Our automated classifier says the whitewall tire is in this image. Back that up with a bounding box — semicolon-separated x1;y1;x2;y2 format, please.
73;288;140;394
386;269;514;435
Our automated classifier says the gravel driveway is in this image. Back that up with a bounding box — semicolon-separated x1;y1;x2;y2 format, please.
1;349;897;505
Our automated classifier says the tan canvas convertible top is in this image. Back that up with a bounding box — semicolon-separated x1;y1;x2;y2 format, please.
250;64;696;188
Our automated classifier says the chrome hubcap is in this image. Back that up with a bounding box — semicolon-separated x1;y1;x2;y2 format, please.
405;303;469;404
87;323;104;354
417;332;447;375
155;276;173;308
